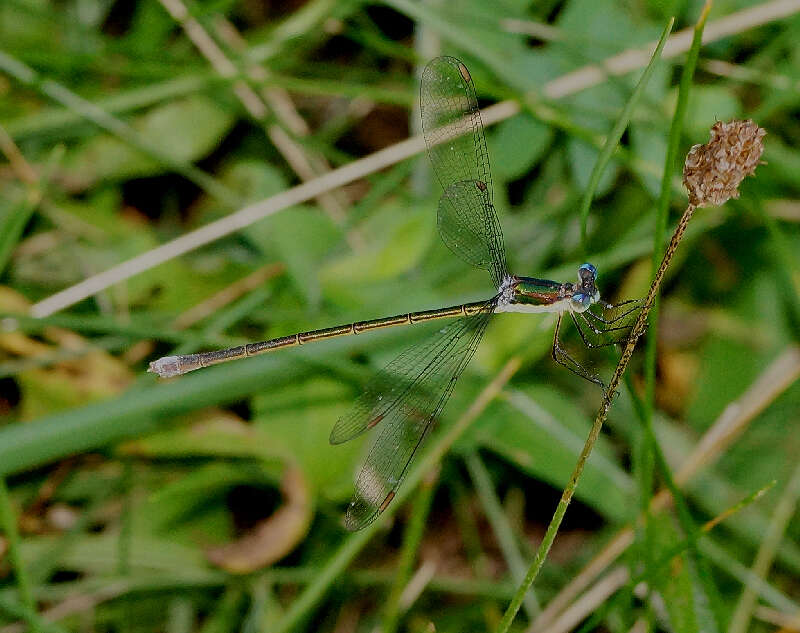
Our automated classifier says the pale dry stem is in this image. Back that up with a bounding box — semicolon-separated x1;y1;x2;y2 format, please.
29;2;797;317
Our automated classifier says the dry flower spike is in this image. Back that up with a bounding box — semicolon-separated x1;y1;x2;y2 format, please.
683;119;766;208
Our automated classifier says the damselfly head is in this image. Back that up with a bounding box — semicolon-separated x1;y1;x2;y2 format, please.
575;263;600;309
578;262;597;285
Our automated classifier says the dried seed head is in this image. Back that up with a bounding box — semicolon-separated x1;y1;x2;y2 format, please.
682;119;766;208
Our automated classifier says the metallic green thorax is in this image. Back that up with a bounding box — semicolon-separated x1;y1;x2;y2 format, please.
510;276;566;306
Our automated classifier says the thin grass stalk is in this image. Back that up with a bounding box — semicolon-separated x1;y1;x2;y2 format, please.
381;467;438;633
117;460;134;577
557;483;776;633
0;478;40;633
0;141;63;277
624;375;728;628
577;19;674;251
532;345;800;631
700;539;800;614
156;0;353;231
637;1;712;622
197;587;245;633
641;0;710;505
497;20;693;632
497;200;697;633
502;111;767;631
447;472;500;629
729;463;800;633
245;0;338;63
465;452;540;620
0;50;240;207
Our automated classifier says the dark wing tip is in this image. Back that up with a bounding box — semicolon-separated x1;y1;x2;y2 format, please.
421;56;468;87
330;412;386;445
329;422;349;445
344;489;397;531
343;498;380;532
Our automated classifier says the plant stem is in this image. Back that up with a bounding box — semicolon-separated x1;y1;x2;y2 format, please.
496;202;696;633
381;466;438;633
578;18;674;252
0;477;41;633
729;463;800;633
638;2;710;607
466;451;540;619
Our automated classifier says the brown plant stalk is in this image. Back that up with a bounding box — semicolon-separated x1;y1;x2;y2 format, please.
497;119;766;632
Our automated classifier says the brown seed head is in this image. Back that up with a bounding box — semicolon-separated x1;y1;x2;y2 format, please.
682;119;766;208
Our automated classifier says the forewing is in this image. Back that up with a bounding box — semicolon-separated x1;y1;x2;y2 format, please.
421;56;507;287
331;301;495;531
438;180;500;276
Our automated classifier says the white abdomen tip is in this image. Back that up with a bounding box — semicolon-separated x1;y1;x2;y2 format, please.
148;356;183;378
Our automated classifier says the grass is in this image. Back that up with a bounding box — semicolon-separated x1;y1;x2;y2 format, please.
1;0;799;632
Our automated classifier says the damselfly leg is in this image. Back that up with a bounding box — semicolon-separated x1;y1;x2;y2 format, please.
552;298;645;393
573;299;645;348
589;298;644;325
551;313;605;389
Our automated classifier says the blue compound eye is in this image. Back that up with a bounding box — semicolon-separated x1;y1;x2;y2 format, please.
579;263;597;279
571;293;591;311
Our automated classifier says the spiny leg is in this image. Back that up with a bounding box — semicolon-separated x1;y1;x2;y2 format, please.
551;313;605;389
573;312;635;348
589;298;644;325
583;310;637;333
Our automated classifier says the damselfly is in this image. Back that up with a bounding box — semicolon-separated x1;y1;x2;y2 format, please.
149;57;642;530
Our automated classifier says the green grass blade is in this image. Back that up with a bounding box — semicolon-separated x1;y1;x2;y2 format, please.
0;50;241;207
0;478;40;633
643;0;710;435
636;4;725;630
380;467;438;633
729;464;800;633
0;143;62;277
578;18;674;251
465;451;540;618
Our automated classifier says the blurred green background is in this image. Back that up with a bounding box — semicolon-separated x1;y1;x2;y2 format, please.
0;0;798;631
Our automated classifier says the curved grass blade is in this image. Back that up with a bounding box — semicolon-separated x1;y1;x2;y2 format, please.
577;18;674;251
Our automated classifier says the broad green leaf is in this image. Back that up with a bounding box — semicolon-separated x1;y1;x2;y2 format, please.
650;517;719;633
555;0;645;57
683;86;741;140
492;114;554;181
250;206;339;309
460;385;635;522
320;202;433;285
62;96;236;187
252;377;363;502
20;533;209;577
